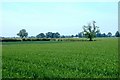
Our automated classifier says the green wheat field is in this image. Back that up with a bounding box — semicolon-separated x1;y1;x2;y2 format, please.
2;38;119;78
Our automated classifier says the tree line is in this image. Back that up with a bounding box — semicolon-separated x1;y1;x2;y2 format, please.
17;29;120;38
17;21;120;41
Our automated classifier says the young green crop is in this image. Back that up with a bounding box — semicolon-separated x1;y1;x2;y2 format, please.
2;38;119;78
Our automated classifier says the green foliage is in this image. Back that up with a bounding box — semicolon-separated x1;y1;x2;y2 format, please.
107;32;112;37
1;38;91;42
17;29;28;38
2;38;22;42
2;38;118;78
83;21;100;41
36;33;46;38
1;38;51;42
46;32;60;38
115;31;120;37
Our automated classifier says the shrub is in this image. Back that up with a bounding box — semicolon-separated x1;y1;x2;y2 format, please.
2;38;22;42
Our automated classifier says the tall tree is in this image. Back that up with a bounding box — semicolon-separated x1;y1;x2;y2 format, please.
115;31;120;37
83;21;99;41
17;29;28;38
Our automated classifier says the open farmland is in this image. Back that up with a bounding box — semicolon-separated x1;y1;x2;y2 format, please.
2;38;119;78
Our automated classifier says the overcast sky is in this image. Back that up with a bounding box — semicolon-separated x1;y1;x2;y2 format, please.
1;1;118;37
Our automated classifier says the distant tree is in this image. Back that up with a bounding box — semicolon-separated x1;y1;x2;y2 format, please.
83;21;100;41
53;32;60;38
115;31;120;37
29;36;36;38
65;35;71;38
36;33;45;38
46;32;60;38
46;32;53;38
52;33;56;38
17;29;28;38
71;35;74;38
61;35;65;38
107;32;112;37
56;32;60;38
78;32;83;38
101;33;107;37
75;34;78;37
96;32;102;37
